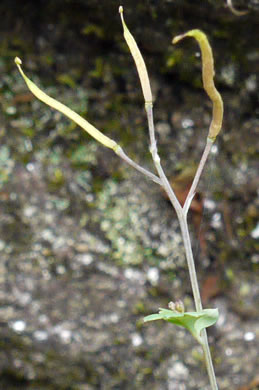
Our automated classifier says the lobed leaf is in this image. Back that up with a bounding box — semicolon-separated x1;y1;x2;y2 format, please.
144;308;219;344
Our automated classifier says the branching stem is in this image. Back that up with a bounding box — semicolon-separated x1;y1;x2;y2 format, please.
115;145;162;186
145;103;182;217
145;103;218;390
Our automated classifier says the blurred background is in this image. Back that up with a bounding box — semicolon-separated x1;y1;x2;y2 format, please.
0;0;258;389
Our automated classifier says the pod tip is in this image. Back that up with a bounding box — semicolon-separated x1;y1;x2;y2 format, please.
172;34;184;45
15;57;22;65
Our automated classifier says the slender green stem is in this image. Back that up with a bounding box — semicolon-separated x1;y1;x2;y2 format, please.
145;103;218;390
145;103;182;217
179;216;202;310
183;138;213;216
115;145;162;185
179;216;218;390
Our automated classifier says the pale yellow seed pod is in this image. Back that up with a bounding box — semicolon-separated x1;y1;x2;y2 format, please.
14;57;118;150
119;6;152;104
173;30;223;140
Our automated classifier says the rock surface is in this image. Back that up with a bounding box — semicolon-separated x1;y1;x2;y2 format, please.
0;1;258;389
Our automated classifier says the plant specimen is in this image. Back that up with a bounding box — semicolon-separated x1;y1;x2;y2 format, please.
15;6;223;390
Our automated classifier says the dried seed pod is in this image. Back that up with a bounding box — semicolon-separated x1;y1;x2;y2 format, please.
119;6;152;105
173;30;223;141
14;57;118;151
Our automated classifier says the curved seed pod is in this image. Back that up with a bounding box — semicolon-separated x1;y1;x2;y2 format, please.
226;0;249;16
173;30;223;141
119;6;152;105
14;57;118;150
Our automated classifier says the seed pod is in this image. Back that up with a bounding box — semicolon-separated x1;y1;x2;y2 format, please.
173;30;223;140
14;57;118;150
119;6;152;105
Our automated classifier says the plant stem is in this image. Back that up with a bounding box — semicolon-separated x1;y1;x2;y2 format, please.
183;138;213;216
179;216;218;390
115;145;162;186
145;103;218;390
145;103;182;217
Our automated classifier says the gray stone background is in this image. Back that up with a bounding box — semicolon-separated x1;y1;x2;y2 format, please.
0;0;258;389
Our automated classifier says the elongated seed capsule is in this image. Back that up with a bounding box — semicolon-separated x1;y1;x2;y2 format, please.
173;30;223;141
226;0;249;16
119;6;152;105
14;57;118;150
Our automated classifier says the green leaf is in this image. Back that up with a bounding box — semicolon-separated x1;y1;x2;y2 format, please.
144;308;218;344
